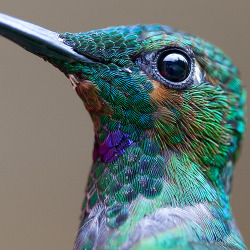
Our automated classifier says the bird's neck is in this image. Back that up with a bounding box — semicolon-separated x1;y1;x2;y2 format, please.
77;133;239;249
84;131;232;221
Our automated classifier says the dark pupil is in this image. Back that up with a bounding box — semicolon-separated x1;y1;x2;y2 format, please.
158;52;190;82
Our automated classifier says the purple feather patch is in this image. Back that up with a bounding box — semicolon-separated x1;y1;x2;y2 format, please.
94;129;133;163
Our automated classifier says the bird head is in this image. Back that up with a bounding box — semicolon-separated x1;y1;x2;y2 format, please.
1;14;247;249
0;13;246;182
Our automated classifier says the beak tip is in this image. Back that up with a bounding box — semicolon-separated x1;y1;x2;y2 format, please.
0;13;94;66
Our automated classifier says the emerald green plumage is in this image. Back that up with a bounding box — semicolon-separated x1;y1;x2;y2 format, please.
50;25;246;249
0;15;246;249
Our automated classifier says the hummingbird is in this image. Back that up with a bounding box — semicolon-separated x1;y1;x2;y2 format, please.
0;13;246;249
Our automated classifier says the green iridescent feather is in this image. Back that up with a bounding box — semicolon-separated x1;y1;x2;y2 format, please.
0;14;246;250
47;25;247;249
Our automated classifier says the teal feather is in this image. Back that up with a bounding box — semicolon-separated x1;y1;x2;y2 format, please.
0;14;246;249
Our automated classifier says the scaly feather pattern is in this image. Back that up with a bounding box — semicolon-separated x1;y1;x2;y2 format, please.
49;25;246;249
0;16;246;249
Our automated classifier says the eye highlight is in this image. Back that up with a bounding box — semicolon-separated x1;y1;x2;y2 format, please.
153;47;194;89
136;46;200;89
157;50;191;83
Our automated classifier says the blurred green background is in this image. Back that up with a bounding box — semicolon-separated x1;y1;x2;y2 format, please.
0;0;249;249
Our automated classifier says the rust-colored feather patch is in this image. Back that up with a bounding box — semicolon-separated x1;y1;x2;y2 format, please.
69;75;111;130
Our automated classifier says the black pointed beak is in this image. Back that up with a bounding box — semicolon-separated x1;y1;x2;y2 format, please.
0;13;93;64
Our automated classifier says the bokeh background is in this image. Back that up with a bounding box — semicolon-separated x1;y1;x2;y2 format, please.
0;0;249;249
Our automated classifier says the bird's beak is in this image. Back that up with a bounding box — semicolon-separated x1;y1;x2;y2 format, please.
0;13;93;64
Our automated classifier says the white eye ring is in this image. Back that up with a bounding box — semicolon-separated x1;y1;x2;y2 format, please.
193;61;206;84
151;47;195;89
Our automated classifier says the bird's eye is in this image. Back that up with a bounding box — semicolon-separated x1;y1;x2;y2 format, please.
157;50;191;83
136;47;196;89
